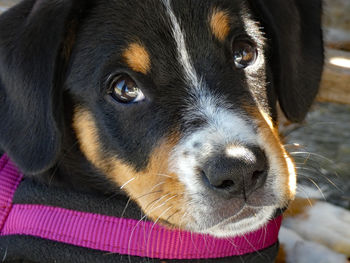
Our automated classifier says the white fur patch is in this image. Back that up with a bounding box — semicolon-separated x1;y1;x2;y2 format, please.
279;227;349;263
283;201;350;255
226;145;256;161
161;0;200;89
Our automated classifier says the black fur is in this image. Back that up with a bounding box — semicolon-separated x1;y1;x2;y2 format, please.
0;0;91;174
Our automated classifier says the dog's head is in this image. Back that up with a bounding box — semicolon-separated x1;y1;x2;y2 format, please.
0;0;323;236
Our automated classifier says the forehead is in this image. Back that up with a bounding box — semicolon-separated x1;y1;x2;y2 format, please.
78;0;253;82
86;0;249;58
96;0;245;29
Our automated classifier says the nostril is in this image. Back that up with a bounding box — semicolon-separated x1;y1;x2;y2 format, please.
200;170;211;187
216;179;235;190
251;169;268;190
252;170;265;183
200;170;235;191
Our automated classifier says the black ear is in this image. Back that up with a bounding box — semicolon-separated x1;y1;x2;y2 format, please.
0;0;87;174
248;0;324;122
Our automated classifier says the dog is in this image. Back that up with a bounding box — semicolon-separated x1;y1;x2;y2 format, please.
0;0;348;262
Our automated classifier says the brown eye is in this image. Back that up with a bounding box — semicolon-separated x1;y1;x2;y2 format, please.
109;74;145;103
232;39;258;69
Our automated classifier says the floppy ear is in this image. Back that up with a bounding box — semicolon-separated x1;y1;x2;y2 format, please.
0;0;87;174
248;0;324;122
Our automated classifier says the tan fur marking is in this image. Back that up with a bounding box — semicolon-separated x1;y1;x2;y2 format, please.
123;43;151;74
72;107;102;168
276;244;287;263
259;114;294;201
284;198;315;219
210;9;230;41
108;133;187;225
244;105;296;206
73;108;187;226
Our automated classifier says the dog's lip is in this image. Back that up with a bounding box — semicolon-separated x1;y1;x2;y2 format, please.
220;206;260;223
203;205;272;231
155;204;281;235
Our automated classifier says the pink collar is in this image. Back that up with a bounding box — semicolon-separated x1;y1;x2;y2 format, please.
0;154;282;259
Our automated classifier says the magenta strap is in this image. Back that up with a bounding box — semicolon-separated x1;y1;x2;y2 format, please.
0;155;282;259
0;154;23;231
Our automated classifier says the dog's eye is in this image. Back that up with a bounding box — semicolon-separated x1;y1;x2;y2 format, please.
109;74;145;103
232;39;257;69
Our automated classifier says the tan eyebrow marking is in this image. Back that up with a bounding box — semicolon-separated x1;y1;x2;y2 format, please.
122;42;151;74
209;9;231;42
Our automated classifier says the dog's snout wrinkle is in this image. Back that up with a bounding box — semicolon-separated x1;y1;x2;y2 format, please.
201;146;268;199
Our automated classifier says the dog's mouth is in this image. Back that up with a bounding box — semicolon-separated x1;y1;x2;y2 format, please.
201;202;288;237
202;205;277;237
157;197;279;237
174;190;281;237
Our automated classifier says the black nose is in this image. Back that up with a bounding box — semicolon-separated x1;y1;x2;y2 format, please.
201;146;268;199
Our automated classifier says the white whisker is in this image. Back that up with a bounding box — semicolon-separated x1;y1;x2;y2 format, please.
121;198;131;218
289;151;335;165
298;173;327;201
296;185;315;207
146;206;173;248
296;166;343;192
120;177;136;189
145;193;171;211
157;173;172;178
149;181;165;192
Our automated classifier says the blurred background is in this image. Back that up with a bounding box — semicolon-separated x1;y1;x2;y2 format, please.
0;0;349;209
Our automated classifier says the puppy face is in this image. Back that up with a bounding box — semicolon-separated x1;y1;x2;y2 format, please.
69;0;295;237
0;0;322;238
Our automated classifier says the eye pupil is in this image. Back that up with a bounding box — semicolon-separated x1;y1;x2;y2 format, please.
232;40;257;69
110;74;144;103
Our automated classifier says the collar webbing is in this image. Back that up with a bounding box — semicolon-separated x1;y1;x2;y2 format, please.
0;154;282;259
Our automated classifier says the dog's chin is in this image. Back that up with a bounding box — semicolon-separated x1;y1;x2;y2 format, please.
186;206;277;238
